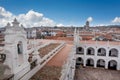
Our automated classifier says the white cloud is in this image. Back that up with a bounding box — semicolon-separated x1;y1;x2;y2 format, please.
0;7;15;27
0;7;13;18
96;24;106;26
17;10;56;27
87;17;93;22
112;17;120;23
56;23;64;27
0;6;57;27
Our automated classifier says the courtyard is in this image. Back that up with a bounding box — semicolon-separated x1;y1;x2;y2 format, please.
74;67;120;80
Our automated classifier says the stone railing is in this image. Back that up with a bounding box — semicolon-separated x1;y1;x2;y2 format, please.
19;42;65;80
60;46;76;80
40;42;65;65
79;40;120;46
38;43;60;58
27;42;51;55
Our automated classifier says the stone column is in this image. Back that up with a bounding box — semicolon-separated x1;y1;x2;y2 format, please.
117;50;120;70
105;47;109;69
94;60;97;68
106;46;109;57
83;59;86;67
94;47;97;68
95;47;97;56
117;64;120;70
105;60;108;69
83;46;86;67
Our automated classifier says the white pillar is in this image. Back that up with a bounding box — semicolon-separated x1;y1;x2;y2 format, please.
94;60;97;68
83;47;86;67
83;58;86;67
95;47;97;56
94;47;97;68
117;50;120;70
105;60;108;69
117;66;120;70
117;61;120;70
105;48;109;69
106;48;109;57
84;47;87;56
83;59;86;67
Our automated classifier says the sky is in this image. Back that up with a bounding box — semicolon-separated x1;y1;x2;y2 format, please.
0;0;120;27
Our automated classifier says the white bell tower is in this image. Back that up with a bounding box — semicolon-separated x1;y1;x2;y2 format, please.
4;18;30;79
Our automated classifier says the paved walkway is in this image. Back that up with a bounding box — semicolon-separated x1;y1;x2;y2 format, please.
30;43;73;80
46;44;73;67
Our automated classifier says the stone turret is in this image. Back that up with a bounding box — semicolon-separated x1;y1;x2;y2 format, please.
12;18;19;27
84;21;90;30
6;22;11;27
4;19;30;80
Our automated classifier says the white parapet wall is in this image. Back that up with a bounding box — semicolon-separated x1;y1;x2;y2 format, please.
19;42;65;80
27;41;51;55
76;40;120;70
60;46;76;80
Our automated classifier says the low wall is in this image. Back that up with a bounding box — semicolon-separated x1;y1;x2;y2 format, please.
27;42;52;54
60;46;76;80
20;42;65;80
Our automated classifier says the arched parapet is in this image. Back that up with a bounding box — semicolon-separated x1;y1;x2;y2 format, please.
76;47;84;55
109;48;118;57
108;60;118;70
97;59;105;68
86;58;94;67
97;48;106;56
76;57;84;68
86;47;95;55
17;41;24;66
14;38;29;67
76;57;84;64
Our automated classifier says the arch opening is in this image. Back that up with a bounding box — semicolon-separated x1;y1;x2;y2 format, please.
109;48;118;57
108;60;117;70
17;41;24;66
87;47;95;55
97;48;106;56
17;41;23;54
76;57;83;68
97;59;105;68
76;47;84;55
86;58;94;67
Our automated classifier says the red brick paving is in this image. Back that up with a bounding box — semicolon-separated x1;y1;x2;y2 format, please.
46;44;73;67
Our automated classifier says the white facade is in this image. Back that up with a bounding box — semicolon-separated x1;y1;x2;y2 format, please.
26;28;37;39
76;43;120;70
75;30;120;70
41;31;57;36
